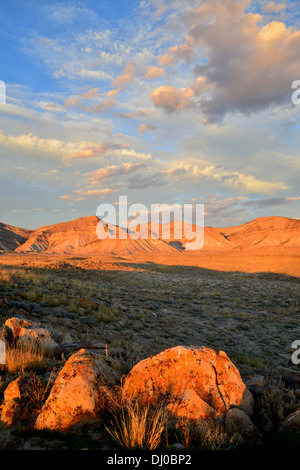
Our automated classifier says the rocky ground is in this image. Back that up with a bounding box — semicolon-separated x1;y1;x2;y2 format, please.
0;253;299;450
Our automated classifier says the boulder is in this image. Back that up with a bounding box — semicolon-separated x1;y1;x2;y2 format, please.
17;327;58;353
122;346;253;422
224;408;256;445
2;317;59;353
0;375;33;425
53;331;74;346
35;348;121;431
243;375;267;399
3;317;34;347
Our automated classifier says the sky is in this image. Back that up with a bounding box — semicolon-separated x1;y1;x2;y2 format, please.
0;0;300;230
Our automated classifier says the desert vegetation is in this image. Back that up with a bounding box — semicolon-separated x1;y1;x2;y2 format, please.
0;253;299;450
0;253;299;373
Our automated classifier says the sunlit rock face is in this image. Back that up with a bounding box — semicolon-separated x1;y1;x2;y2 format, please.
34;349;121;431
122;345;254;422
11;215;300;255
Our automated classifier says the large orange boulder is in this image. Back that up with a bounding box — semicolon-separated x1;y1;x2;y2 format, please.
122;346;253;421
34;349;121;431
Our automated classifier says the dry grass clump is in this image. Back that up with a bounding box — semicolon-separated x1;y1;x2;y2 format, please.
172;417;237;450
102;385;167;450
106;402;167;450
5;342;46;375
101;385;237;451
9;371;56;422
19;372;54;419
22;372;54;410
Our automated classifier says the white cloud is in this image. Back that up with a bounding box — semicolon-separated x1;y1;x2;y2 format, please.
200;165;288;194
60;188;116;202
0;130;79;157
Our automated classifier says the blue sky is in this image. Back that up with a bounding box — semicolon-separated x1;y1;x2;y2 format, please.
0;0;299;229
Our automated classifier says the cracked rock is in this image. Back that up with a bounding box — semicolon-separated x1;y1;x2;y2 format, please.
122;345;253;422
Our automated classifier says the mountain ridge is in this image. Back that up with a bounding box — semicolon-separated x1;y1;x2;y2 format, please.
0;215;299;254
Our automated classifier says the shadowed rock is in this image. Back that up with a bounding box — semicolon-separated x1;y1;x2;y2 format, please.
0;222;31;252
0;376;34;425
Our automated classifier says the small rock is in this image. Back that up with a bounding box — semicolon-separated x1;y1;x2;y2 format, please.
56;331;74;345
280;408;300;432
243;375;267;398
3;317;35;346
225;407;256;445
169;443;185;450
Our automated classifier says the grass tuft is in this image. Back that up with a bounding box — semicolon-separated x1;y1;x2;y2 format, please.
5;342;46;375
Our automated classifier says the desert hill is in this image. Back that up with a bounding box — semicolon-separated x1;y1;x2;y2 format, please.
14;216;103;254
221;216;300;248
0;215;298;254
14;216;179;255
0;222;32;252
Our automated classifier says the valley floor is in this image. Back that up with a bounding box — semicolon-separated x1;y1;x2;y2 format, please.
0;249;299;376
0;249;299;450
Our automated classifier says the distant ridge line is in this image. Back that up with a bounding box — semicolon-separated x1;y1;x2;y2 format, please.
0;215;299;254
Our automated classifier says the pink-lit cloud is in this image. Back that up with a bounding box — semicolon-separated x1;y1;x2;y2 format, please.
112;64;135;88
150;85;194;113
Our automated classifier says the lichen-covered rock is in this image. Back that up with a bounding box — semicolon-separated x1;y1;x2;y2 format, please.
34;348;121;431
167;388;216;421
122;346;253;422
0;375;32;425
